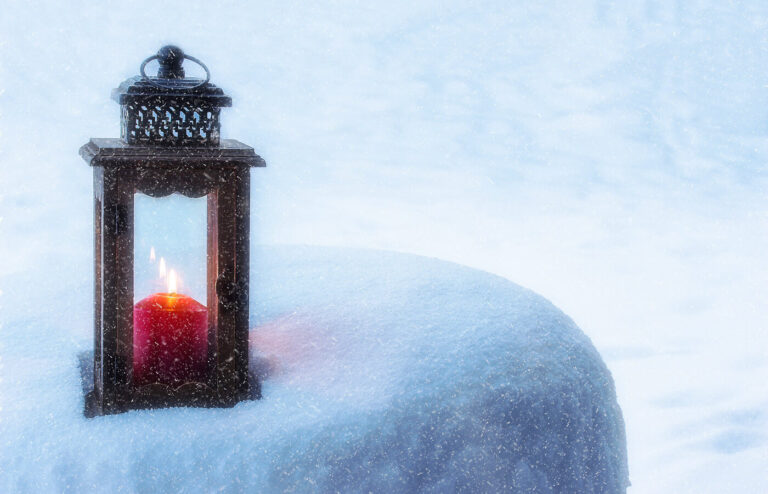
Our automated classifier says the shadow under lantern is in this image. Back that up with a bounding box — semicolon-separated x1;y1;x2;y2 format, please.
80;46;265;416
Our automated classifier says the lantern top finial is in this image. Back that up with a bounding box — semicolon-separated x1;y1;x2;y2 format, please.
138;45;211;89
156;45;185;79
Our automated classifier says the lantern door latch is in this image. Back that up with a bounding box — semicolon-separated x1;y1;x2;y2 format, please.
216;269;245;311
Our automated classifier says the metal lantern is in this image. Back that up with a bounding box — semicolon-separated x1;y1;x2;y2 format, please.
80;46;265;416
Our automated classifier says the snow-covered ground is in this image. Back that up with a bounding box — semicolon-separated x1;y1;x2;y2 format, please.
0;246;628;492
1;1;767;492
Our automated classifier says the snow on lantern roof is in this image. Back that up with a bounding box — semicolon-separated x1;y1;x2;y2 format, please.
111;45;232;147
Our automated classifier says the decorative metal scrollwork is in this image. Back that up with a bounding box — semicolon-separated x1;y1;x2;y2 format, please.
120;98;221;146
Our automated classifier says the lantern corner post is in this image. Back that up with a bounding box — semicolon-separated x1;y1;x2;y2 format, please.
85;159;135;416
234;163;251;401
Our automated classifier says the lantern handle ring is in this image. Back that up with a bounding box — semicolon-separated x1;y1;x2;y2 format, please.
140;54;211;90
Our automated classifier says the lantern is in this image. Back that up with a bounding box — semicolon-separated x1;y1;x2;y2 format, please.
80;46;265;416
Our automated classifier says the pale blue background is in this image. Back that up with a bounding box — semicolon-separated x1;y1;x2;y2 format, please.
1;1;766;491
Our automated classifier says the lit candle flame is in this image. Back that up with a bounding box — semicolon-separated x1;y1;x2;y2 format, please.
159;257;167;278
168;269;178;294
149;247;156;262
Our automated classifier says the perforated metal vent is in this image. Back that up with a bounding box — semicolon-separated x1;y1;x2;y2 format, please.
120;96;221;146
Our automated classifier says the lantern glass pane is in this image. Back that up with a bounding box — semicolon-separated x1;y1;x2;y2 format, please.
134;193;206;301
133;192;209;387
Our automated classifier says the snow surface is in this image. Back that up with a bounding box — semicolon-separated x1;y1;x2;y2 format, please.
0;246;627;493
1;1;768;492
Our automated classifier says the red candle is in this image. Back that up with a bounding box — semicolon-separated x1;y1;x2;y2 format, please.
133;292;208;386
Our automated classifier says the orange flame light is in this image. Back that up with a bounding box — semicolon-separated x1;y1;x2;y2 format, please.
150;248;182;295
168;269;178;294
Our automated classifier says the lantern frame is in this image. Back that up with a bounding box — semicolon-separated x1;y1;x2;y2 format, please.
80;47;265;417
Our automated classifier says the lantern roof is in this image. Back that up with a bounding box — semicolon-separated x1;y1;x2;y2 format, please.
111;76;232;106
111;45;232;107
110;45;236;146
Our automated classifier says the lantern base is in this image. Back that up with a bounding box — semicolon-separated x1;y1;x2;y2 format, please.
78;351;261;417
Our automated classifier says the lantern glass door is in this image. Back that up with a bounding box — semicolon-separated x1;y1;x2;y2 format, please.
133;192;210;388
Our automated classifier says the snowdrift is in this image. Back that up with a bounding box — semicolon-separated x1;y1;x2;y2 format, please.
0;246;628;493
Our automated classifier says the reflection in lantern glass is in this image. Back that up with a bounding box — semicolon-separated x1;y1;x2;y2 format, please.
134;193;206;303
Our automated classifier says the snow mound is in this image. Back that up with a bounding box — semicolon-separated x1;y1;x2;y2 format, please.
0;246;628;493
